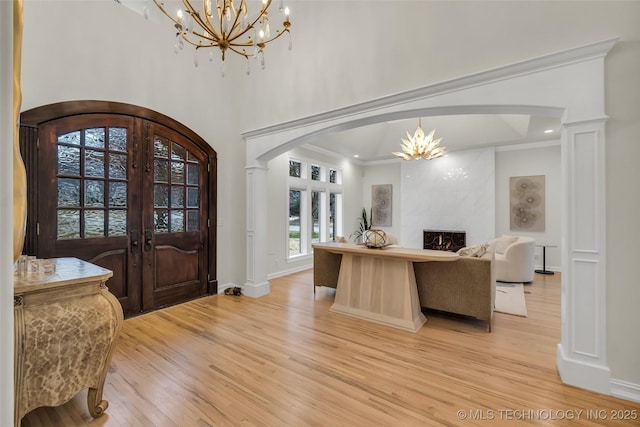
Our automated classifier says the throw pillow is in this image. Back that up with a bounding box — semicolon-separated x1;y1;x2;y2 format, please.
485;241;497;255
495;236;519;255
457;244;488;257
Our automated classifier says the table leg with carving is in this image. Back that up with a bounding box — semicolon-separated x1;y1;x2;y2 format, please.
87;281;124;418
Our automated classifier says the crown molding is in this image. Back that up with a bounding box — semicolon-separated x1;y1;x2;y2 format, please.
495;139;561;152
561;116;609;128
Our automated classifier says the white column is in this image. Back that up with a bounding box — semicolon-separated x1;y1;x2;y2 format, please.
0;1;15;425
557;118;610;394
244;161;270;298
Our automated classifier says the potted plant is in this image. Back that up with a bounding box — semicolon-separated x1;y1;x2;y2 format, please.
350;207;372;244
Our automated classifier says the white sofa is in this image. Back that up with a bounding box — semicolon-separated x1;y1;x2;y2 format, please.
490;235;535;283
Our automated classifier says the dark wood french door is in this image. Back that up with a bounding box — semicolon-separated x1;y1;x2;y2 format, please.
32;113;212;316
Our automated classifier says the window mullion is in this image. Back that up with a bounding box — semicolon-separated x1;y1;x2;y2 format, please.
300;189;309;254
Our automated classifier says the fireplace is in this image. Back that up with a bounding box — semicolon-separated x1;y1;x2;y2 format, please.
423;230;466;252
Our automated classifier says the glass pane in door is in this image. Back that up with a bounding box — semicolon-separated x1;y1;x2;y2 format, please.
153;137;199;234
56;127;128;239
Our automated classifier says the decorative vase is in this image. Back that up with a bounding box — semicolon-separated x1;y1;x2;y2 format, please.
364;229;387;248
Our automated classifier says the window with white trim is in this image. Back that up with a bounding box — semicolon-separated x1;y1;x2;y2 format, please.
288;158;343;259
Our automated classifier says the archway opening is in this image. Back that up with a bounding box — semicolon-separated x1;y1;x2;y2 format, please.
244;38;616;397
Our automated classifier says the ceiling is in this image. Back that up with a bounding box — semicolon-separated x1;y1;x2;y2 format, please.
302;114;561;163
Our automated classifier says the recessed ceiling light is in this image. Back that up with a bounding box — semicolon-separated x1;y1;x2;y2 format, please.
544;129;554;134
354;154;360;158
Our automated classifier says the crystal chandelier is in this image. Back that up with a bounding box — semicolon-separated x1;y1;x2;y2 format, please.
392;118;446;161
138;0;292;73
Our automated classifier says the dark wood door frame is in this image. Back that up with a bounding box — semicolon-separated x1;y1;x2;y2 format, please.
19;101;218;312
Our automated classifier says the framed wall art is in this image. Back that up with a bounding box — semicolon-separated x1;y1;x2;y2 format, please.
510;175;545;232
372;184;392;227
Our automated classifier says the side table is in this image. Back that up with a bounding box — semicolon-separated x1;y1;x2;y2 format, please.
535;245;557;275
14;257;122;427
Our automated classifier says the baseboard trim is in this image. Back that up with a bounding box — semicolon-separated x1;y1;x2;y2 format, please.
611;379;640;403
221;265;311;298
267;264;312;280
219;281;270;298
557;344;611;395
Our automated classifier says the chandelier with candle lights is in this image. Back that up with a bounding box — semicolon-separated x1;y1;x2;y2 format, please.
392;118;447;161
145;0;291;73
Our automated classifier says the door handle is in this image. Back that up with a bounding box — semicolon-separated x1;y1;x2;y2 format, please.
131;230;139;251
144;230;152;252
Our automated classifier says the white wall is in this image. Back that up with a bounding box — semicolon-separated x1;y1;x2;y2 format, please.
266;153;291;275
242;1;632;131
360;162;401;242
21;0;248;288
602;7;640;392
401;148;495;249
496;143;562;270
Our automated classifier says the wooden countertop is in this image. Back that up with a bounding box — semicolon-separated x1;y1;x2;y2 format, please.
313;242;459;263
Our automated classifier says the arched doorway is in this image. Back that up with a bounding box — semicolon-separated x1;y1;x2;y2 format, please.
19;101;218;316
243;39;617;397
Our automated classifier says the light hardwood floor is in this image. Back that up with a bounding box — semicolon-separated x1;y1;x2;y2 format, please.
23;270;640;426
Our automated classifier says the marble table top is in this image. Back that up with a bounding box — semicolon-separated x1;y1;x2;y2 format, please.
14;257;113;294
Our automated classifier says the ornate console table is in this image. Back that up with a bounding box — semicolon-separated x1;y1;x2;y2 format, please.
14;257;122;426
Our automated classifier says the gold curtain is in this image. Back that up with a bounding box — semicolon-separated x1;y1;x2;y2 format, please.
13;0;27;261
